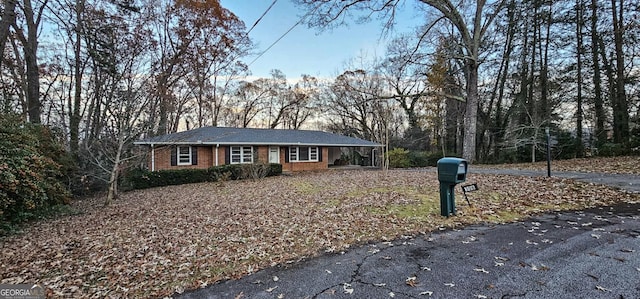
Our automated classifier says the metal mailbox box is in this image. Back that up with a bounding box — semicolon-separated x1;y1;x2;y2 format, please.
437;157;468;217
437;157;467;184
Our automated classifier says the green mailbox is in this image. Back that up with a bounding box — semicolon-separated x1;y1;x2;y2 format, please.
437;157;468;217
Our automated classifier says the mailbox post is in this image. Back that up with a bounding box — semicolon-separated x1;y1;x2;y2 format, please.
437;158;468;217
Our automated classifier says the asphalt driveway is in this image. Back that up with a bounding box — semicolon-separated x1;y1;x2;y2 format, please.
177;169;640;299
178;202;640;299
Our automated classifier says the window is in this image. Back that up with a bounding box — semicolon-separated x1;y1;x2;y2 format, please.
231;146;253;164
289;146;319;162
177;146;192;165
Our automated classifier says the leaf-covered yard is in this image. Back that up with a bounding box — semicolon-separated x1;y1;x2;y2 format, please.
1;168;639;298
475;155;640;174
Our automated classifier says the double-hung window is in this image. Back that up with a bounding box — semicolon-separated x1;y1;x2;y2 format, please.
230;146;253;164
289;146;319;162
177;146;192;165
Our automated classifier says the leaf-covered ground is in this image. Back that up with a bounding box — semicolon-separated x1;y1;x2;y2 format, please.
1;168;639;298
475;155;640;174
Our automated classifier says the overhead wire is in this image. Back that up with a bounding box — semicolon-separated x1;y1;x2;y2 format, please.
247;2;323;67
246;0;278;35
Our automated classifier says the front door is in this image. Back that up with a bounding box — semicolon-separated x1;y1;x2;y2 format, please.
269;146;280;163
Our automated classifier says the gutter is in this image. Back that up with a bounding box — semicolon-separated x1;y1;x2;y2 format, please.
133;141;383;147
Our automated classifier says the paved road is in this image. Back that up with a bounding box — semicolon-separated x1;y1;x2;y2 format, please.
177;170;640;299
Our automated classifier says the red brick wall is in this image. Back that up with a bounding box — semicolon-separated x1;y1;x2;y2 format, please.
147;145;329;172
281;147;329;172
150;146;214;171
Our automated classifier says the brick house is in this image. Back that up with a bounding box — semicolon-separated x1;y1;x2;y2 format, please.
134;127;382;172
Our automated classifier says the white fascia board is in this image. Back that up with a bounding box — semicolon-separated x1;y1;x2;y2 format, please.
133;141;383;147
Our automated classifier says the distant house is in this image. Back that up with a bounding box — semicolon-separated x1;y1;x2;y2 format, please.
134;126;382;172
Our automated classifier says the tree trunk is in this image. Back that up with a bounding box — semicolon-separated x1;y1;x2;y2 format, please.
610;0;629;145
22;0;42;123
156;78;170;135
539;1;551;121
576;0;585;157
462;60;478;162
69;0;85;154
0;0;18;69
590;0;605;147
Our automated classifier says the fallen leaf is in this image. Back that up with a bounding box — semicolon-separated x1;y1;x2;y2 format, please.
406;276;417;287
343;283;353;294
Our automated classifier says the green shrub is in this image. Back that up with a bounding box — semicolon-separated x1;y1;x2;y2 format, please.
598;143;628;157
122;163;283;190
268;163;283;176
386;148;411;168
408;151;443;167
0;114;72;229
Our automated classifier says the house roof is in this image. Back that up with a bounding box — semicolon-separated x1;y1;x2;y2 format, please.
134;127;382;147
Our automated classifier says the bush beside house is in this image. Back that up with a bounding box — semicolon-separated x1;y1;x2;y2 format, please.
123;163;283;190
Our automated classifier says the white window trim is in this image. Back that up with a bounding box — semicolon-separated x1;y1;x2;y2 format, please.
289;146;319;162
177;146;192;165
231;146;253;164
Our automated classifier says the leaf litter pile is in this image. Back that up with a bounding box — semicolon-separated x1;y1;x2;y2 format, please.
1;169;639;297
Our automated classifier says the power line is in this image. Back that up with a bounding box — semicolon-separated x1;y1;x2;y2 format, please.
247;0;278;35
247;2;322;68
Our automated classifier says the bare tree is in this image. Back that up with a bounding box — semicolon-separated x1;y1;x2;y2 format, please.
11;0;49;123
228;79;270;127
296;0;507;162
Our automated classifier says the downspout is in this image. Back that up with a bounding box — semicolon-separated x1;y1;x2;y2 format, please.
215;144;219;166
151;144;155;172
371;148;376;167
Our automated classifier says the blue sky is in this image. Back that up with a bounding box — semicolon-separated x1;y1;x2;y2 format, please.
220;0;419;80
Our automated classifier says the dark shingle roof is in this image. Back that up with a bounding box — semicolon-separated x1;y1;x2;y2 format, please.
134;127;381;147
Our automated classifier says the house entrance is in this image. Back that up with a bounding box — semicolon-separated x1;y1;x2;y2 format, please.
269;147;280;163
